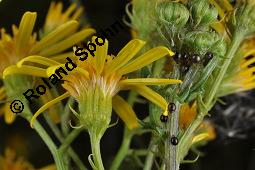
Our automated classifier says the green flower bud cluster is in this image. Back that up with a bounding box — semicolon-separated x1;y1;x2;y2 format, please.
188;0;218;27
229;0;255;37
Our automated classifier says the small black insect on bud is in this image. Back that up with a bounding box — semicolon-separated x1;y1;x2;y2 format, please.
181;53;190;65
168;102;176;112
173;52;182;64
181;65;189;74
160;114;168;123
170;136;179;145
191;54;201;63
203;52;214;66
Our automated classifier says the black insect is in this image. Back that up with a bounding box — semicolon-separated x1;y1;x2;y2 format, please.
203;52;214;66
181;65;190;74
160;114;168;122
170;136;179;145
168;102;176;112
191;54;201;63
173;52;182;64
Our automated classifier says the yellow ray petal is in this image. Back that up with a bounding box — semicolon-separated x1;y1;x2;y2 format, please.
118;47;174;75
242;49;255;58
107;39;146;74
209;0;225;19
120;78;182;86
93;37;109;74
3;65;48;79
130;85;168;113
30;21;79;54
62;3;77;19
39;164;56;170
46;64;66;76
30;92;70;128
221;0;233;11
4;102;16;124
240;57;255;68
0;87;5;97
239;67;255;77
17;55;61;68
49;52;76;62
16;12;37;55
191;133;209;145
75;67;90;78
243;82;255;90
112;95;138;129
71;7;84;20
39;28;96;56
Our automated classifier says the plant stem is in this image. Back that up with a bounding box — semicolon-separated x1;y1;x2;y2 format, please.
19;101;68;170
165;101;181;170
143;143;157;170
44;113;87;170
178;32;243;161
59;128;83;153
204;33;243;107
110;127;133;170
90;133;105;170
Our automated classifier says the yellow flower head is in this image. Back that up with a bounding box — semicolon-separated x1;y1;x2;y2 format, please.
43;2;84;34
1;11;95;124
0;148;34;170
0;148;56;170
7;37;182;130
179;103;216;143
219;38;255;96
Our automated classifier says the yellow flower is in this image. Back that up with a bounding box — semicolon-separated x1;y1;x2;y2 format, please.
179;103;216;142
0;148;56;170
209;0;233;39
0;11;95;124
219;38;255;96
43;1;84;35
0;87;16;124
4;37;182;130
179;102;197;129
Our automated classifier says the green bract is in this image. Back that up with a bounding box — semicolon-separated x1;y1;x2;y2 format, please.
188;0;218;27
156;1;189;30
184;31;226;57
229;0;255;37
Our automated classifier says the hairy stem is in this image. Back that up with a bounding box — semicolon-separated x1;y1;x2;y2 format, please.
110;127;133;170
90;133;105;170
144;143;157;170
166;101;181;170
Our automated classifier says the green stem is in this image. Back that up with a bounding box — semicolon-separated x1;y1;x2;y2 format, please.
61;97;75;136
90;134;105;170
204;33;243;107
178;32;243;161
59;128;83;153
143;143;157;170
110;127;133;170
44;113;87;170
19;104;67;170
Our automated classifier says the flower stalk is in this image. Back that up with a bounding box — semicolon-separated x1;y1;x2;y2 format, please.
165;100;181;170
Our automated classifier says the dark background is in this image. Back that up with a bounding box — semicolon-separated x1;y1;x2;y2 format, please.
0;0;254;170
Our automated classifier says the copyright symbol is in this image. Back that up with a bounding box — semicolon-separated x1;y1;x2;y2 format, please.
10;100;24;114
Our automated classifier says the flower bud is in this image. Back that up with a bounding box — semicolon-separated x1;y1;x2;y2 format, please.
156;1;189;30
188;0;218;27
229;0;255;37
184;31;227;57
